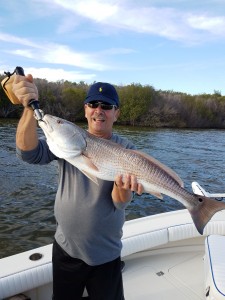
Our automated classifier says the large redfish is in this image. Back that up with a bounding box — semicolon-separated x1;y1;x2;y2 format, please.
39;114;225;234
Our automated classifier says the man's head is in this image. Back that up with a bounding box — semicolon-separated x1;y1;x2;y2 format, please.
84;82;120;138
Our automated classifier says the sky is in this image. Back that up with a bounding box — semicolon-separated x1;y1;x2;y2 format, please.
1;0;225;95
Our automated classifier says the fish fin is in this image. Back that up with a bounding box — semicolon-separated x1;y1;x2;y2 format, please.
132;150;184;187
145;188;163;199
151;191;163;199
80;155;99;184
66;155;99;184
189;195;225;235
82;155;99;171
80;169;99;185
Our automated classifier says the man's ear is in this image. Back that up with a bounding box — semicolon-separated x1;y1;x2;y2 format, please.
84;105;87;118
114;109;120;122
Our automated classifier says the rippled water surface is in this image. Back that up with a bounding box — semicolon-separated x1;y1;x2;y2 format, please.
1;119;225;258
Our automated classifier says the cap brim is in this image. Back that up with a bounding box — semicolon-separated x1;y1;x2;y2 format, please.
84;95;118;106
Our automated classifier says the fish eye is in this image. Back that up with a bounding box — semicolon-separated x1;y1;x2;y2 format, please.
57;120;63;124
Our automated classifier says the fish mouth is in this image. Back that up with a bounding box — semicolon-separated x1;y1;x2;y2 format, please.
38;115;53;132
38;119;46;128
38;119;46;124
38;115;47;124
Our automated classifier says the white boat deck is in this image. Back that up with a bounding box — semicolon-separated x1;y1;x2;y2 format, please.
123;239;205;299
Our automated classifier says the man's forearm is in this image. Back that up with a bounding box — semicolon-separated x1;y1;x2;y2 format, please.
16;108;38;151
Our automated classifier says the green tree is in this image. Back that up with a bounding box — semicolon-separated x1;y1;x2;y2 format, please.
119;84;153;125
61;87;86;121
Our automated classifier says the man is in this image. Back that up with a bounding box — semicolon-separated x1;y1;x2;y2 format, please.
13;75;143;300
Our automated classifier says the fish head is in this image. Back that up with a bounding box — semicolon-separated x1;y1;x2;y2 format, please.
38;114;87;159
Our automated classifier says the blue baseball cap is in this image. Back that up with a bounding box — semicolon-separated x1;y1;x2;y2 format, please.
84;82;119;107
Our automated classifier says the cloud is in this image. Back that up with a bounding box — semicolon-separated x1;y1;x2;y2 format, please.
49;0;119;21
3;0;225;45
0;66;96;82
3;1;225;49
10;49;34;59
25;67;96;82
1;31;109;70
0;64;96;82
1;25;135;72
0;32;39;48
8;44;109;70
187;14;225;35
41;45;106;70
46;0;225;43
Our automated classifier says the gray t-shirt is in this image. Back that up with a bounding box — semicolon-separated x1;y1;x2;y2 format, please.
17;133;135;266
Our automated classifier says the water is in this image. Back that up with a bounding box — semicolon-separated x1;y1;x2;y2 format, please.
1;119;225;258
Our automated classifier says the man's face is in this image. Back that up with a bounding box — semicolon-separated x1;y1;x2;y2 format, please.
84;102;120;139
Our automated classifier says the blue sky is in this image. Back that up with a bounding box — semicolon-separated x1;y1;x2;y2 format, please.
1;0;225;95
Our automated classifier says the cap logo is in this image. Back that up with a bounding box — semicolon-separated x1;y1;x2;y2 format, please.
99;87;102;92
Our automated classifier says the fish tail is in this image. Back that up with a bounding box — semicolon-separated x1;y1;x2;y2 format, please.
189;196;225;235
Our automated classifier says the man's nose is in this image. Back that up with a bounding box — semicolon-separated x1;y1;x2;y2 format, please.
95;104;103;111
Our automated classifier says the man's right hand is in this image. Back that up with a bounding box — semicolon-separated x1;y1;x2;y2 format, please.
12;74;39;107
